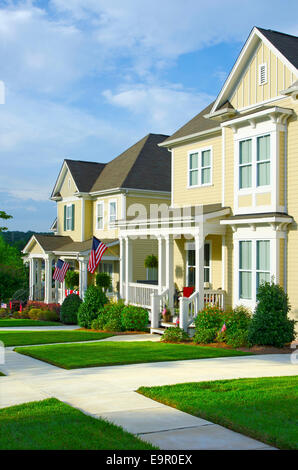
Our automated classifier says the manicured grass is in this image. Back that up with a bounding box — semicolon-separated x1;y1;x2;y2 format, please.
0;319;61;327
15;341;250;369
0;398;157;450
0;330;114;347
138;376;298;450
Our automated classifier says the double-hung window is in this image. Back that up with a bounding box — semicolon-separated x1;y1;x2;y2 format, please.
96;202;104;230
109;201;117;226
189;148;212;187
239;239;270;301
64;204;74;231
239;134;270;189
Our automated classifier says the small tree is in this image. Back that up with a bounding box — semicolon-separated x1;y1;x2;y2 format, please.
77;285;108;328
144;254;158;269
248;281;296;348
96;272;112;293
60;293;82;324
65;270;79;289
0;211;12;233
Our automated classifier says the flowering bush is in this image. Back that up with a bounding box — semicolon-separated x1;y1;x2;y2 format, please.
25;301;60;315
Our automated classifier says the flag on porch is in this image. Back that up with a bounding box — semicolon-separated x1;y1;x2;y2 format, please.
53;259;70;282
87;237;108;274
220;323;227;333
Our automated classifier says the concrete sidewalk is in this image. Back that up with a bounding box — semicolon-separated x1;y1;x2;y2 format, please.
0;325;81;331
1;347;296;449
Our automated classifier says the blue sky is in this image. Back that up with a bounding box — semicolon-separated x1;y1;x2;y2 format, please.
0;0;298;232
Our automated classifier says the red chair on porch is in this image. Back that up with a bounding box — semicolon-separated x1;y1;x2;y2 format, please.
182;286;195;298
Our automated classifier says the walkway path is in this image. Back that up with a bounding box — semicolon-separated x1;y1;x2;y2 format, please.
1;336;296;450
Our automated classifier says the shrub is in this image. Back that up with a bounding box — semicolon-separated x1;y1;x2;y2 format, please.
0;308;9;318
91;315;106;331
222;305;252;347
28;308;42;320
193;305;224;343
161;327;189;343
96;272;112;293
65;270;79;289
77;285;108;329
25;301;60;315
28;308;59;321
121;305;149;331
60;294;82;324
248;281;296;348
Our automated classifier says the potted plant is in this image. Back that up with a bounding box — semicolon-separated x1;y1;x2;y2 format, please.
96;272;112;293
144;254;158;269
161;303;172;323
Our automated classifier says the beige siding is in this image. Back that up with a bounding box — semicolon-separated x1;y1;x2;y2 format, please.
279;238;285;289
174;238;187;290
29;241;44;255
256;192;271;206
224;127;234;209
84;199;93;240
238;194;252;208
132;238;158;282
93;194;122;240
59;170;77;198
172;133;222;207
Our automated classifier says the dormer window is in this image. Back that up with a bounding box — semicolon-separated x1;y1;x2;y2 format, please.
259;63;267;85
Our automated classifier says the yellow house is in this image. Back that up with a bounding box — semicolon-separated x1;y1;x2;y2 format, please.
23;133;171;304
118;27;298;332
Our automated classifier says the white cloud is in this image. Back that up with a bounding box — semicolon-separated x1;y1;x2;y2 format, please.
103;84;214;132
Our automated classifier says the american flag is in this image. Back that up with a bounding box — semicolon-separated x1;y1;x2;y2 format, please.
220;323;227;333
87;237;108;274
53;259;70;282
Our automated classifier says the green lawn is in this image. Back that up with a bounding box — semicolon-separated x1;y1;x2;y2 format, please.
0;330;114;347
138;376;298;450
0;319;61;327
15;341;250;369
0;398;157;450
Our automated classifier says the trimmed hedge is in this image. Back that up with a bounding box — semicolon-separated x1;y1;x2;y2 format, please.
121;305;149;331
161;327;189;343
77;286;107;329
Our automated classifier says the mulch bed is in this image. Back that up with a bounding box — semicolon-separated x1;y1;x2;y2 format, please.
162;339;296;354
78;329;149;335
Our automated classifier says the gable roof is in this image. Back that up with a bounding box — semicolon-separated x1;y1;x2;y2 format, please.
90;133;171;193
160;102;220;146
51;160;106;197
257;28;298;69
211;27;298;114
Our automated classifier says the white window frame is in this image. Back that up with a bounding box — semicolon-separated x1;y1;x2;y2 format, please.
188;146;213;188
96;201;104;230
146;267;158;282
65;204;72;231
185;241;212;287
238;133;271;192
108;200;117;227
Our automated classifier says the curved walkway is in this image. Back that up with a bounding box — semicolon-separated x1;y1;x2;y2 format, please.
1;338;296;450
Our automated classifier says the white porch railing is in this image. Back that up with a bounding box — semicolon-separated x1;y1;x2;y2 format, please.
127;282;159;309
151;287;169;329
179;290;200;331
204;290;225;309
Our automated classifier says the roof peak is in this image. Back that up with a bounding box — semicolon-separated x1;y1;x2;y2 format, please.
256;26;298;40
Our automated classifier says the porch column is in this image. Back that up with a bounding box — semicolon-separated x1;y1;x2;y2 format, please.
195;233;205;311
158;236;164;294
36;259;42;299
119;237;125;298
125;237;132;302
44;255;53;304
165;235;174;310
29;258;36;300
79;258;88;300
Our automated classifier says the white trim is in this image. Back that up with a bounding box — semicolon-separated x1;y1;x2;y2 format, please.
65;204;73;231
81;197;85;241
171;149;174;207
96;201;104;230
121;192;127;220
258;62;268;86
222;127;225;207
187;146;213;189
50;161;79;200
90;187;170;197
185;240;212;287
57;196;80;203
158;127;221;148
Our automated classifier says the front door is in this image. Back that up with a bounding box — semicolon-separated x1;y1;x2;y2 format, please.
186;243;210;287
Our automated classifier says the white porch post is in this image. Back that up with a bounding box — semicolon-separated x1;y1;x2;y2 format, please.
165;235;174;310
44;255;53;304
36;259;42;300
119;237;125;298
29;258;36;300
79;258;88;300
125;237;132;302
195;233;205;312
158;236;163;295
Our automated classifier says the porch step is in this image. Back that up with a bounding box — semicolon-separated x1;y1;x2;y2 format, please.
161;322;176;328
150;328;166;335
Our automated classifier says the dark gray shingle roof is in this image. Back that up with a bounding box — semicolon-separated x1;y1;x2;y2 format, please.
91;133;170;192
257;28;298;69
65;160;106;193
161;102;219;145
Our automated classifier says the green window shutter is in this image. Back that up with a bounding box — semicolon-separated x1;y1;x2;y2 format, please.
64;205;66;231
71;204;75;231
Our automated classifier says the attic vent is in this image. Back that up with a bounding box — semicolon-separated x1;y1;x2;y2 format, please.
259;63;267;85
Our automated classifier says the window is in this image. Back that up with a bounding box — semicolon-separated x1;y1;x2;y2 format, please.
146;267;158;282
239;241;252;299
238;240;270;301
256;240;270;290
96;202;104;230
109;201;117;226
239;139;252;189
64;204;74;231
259;63;267;85
99;263;113;293
189;148;212;187
186;243;211;287
257;135;270;186
239;134;270;189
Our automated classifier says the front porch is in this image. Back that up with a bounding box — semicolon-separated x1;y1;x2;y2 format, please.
118;204;229;332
